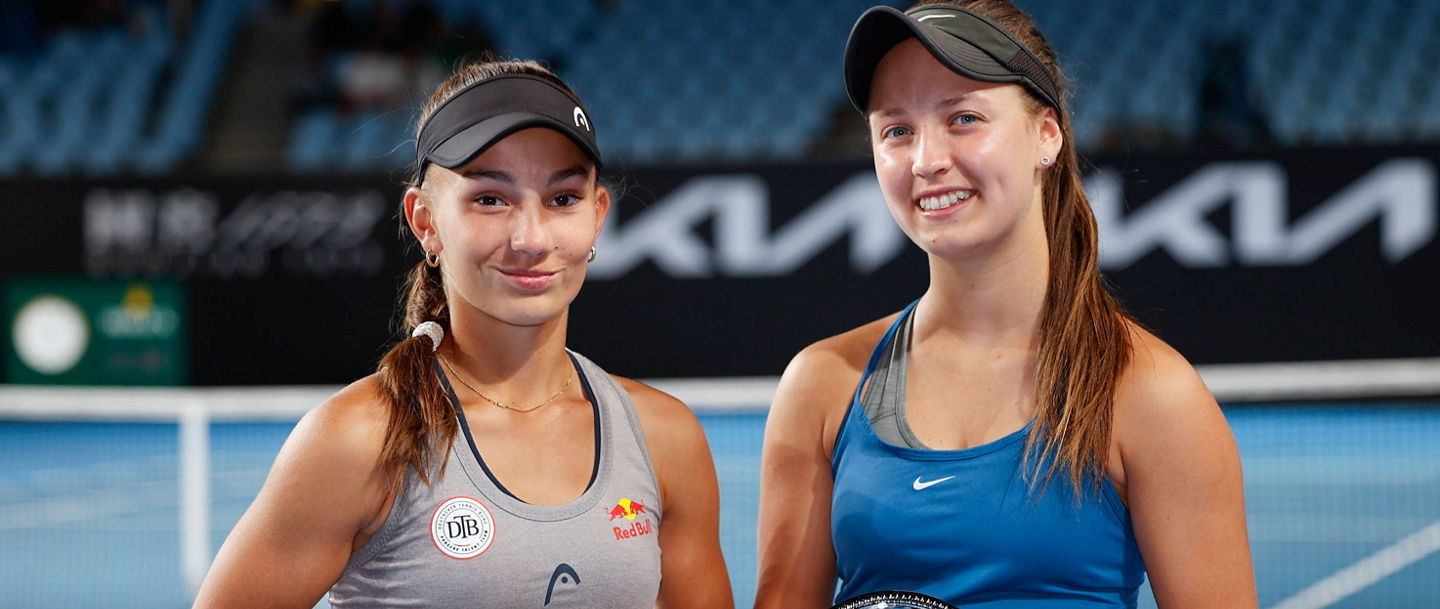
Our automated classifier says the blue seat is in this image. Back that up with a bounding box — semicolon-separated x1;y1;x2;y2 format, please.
287;108;341;172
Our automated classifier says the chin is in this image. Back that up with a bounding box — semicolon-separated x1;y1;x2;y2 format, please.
496;302;569;327
904;225;988;257
921;242;986;262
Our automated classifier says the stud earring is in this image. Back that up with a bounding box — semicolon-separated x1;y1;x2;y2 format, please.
1040;156;1051;166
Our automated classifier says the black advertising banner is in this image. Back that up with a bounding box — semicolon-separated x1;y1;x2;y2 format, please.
1;146;1436;385
2;179;408;385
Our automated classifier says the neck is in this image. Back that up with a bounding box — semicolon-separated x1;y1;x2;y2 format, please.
916;204;1049;348
441;308;573;403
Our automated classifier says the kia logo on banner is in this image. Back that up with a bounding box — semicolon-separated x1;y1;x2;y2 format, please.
585;159;1437;279
1091;158;1436;270
589;174;902;280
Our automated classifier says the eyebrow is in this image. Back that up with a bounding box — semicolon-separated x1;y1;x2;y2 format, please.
548;165;590;185
936;93;977;110
461;169;512;183
460;165;591;186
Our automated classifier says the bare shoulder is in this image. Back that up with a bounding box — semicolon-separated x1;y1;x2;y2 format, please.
792;315;897;378
768;313;901;457
307;375;389;435
1114;323;1216;421
779;314;898;407
614;377;713;471
285;374;391;471
1112;322;1235;486
615;377;703;439
614;377;717;507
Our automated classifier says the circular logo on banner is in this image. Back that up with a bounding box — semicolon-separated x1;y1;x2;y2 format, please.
13;295;90;375
430;496;495;559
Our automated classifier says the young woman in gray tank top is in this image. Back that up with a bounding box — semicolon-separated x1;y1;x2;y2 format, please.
193;59;733;609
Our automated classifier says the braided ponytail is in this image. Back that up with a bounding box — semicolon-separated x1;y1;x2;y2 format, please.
375;261;454;492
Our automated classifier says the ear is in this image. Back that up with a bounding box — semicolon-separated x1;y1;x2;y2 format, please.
593;184;611;238
403;186;441;256
1035;106;1063;168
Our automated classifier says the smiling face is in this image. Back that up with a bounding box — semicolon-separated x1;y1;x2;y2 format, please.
405;127;609;328
867;38;1061;263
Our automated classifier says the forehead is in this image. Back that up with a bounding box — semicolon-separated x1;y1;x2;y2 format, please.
464;127;591;170
424;127;595;192
867;38;1020;113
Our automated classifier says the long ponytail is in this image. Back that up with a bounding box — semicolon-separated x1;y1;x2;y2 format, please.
374;262;454;492
915;0;1135;497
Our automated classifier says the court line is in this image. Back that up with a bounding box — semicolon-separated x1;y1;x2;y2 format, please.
1267;519;1440;609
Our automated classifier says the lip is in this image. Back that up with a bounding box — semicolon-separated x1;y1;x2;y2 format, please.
497;268;559;290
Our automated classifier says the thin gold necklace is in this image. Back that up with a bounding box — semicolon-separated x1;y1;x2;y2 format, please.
438;353;572;413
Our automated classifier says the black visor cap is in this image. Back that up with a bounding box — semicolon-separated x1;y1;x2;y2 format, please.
417;74;602;171
843;5;1061;116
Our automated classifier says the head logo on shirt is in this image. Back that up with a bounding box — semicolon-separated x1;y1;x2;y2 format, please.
430;496;495;559
544;563;581;605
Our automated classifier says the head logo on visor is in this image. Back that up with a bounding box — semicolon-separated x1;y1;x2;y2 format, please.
417;74;602;171
843;5;1061;117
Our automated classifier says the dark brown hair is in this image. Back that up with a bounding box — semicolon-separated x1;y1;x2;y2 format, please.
376;58;580;493
911;0;1135;495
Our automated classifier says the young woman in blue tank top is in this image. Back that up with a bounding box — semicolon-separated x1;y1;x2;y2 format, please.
193;59;733;608
755;2;1256;608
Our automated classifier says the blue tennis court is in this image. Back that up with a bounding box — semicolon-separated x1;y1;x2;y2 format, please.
2;404;1437;608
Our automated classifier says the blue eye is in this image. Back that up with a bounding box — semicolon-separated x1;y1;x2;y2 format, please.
882;125;912;139
953;113;979;125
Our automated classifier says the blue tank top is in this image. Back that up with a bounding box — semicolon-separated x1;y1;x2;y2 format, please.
830;301;1146;607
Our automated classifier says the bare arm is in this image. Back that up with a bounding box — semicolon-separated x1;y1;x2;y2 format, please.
192;380;393;609
623;379;734;609
754;341;864;609
1115;333;1257;608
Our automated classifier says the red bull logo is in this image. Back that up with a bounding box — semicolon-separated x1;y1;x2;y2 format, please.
605;497;653;540
606;497;646;521
614;518;653;540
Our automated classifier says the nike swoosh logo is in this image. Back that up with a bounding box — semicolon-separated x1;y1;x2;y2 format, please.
912;475;956;490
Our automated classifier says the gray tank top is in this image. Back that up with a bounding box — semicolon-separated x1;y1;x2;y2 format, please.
329;351;663;608
859;308;930;449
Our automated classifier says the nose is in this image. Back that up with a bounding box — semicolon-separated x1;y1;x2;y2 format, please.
912;125;952;180
509;202;553;255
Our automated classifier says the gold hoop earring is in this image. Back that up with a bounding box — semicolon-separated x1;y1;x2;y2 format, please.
425;252;440;268
586;247;597;263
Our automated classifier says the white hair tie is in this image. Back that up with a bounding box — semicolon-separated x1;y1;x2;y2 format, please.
411;321;444;352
